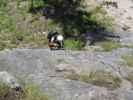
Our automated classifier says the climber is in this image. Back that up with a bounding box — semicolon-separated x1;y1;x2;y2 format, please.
47;31;64;50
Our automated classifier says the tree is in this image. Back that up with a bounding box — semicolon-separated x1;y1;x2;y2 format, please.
29;0;34;10
29;0;115;44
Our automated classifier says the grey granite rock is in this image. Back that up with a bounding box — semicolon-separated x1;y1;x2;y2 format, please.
0;71;20;89
0;48;133;100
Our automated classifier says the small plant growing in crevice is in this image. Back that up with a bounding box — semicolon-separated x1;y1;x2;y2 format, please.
24;84;51;100
0;84;24;100
65;71;122;90
64;39;85;50
122;54;133;67
99;41;122;52
0;83;52;100
126;72;133;85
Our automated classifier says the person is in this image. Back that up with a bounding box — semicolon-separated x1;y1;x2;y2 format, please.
47;31;64;49
56;34;64;48
47;31;58;42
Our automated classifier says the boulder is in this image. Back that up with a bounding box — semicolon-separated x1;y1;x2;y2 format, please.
0;71;21;90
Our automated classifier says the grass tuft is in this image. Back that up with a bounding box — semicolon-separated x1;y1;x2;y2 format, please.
0;83;52;100
64;39;85;50
122;54;133;67
24;84;51;100
100;41;122;52
65;71;122;90
126;73;133;85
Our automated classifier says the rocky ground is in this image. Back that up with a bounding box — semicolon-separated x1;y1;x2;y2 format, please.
0;0;133;100
0;47;133;100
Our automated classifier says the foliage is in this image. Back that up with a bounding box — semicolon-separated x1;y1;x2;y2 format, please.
126;72;133;85
100;41;122;52
122;54;133;67
29;0;44;10
64;39;85;50
0;0;48;50
0;84;23;100
88;6;115;32
24;84;51;100
0;0;115;50
66;71;121;90
30;0;115;40
0;0;8;7
0;83;51;100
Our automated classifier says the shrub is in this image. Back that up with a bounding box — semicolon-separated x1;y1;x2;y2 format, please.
64;39;85;50
0;0;8;8
0;0;49;50
0;84;52;100
89;6;115;32
0;84;24;100
24;84;51;100
0;0;115;50
40;1;115;45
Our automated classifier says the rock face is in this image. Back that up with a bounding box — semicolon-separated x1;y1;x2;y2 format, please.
107;0;133;32
83;0;133;47
0;48;133;100
0;71;21;89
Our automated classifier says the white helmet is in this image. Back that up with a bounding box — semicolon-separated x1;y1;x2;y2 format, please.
57;35;64;41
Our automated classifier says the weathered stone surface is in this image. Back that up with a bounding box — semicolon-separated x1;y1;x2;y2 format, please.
0;71;20;89
0;0;133;99
0;48;133;100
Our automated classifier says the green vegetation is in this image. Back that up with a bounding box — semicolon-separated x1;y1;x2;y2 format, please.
123;45;133;48
122;54;133;67
88;6;115;32
0;0;49;50
24;84;51;100
0;83;51;100
0;0;115;50
126;73;133;85
64;39;85;50
57;59;69;64
41;1;115;38
100;41;122;52
65;71;121;90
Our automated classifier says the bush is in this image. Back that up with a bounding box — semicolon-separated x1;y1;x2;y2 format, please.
0;0;49;50
0;0;8;8
89;6;115;32
0;0;115;50
40;0;115;44
24;84;51;100
0;84;24;100
64;39;85;50
0;84;52;100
